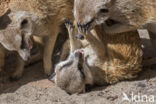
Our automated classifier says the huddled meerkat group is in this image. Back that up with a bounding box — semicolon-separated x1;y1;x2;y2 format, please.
0;0;155;94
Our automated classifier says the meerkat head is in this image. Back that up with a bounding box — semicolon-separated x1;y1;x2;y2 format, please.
74;0;112;31
50;50;93;94
0;9;37;61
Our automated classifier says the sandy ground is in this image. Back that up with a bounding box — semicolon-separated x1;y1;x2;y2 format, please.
0;31;156;104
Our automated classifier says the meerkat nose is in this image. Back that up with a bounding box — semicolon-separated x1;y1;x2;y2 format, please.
75;51;83;58
75;34;84;40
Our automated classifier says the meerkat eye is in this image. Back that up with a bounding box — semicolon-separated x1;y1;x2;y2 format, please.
99;8;109;13
21;19;28;29
85;18;95;28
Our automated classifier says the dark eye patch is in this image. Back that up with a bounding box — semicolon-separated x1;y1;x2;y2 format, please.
78;63;85;79
85;18;94;27
78;63;83;71
100;8;109;13
21;19;28;29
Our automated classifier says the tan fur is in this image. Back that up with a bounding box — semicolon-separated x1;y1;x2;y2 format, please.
104;0;156;34
95;26;142;83
51;22;142;94
0;0;74;77
74;0;156;33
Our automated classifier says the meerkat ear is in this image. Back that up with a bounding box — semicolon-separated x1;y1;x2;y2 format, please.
48;72;56;83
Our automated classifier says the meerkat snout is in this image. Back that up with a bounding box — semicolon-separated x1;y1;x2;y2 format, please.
75;34;84;40
20;34;33;50
74;50;84;58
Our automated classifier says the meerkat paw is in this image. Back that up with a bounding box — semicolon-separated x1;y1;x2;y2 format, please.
65;20;85;40
65;20;75;33
44;64;53;77
106;76;119;84
44;69;52;77
10;71;23;81
77;23;89;35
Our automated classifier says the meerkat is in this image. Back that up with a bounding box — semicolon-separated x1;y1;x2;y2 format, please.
0;1;34;80
74;0;156;64
50;21;142;94
74;0;156;34
0;20;33;79
0;12;33;79
1;0;74;77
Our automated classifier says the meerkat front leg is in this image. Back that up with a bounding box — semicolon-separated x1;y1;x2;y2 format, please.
43;29;59;76
59;21;82;61
59;40;70;61
10;55;25;80
88;31;107;59
65;20;82;53
78;26;107;58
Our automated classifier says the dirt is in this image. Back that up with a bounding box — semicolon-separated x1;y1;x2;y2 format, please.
0;30;156;104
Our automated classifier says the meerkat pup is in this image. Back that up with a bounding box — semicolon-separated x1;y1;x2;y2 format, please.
50;21;142;94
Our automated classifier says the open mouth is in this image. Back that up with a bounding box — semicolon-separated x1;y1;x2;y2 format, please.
74;49;84;59
77;19;95;33
21;34;33;50
75;49;84;55
105;19;121;27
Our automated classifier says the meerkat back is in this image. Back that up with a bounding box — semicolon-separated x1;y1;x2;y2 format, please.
93;26;143;84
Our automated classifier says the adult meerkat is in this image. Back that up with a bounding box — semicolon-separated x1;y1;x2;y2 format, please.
0;9;33;79
50;21;142;94
2;0;74;77
74;0;156;34
74;0;156;63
